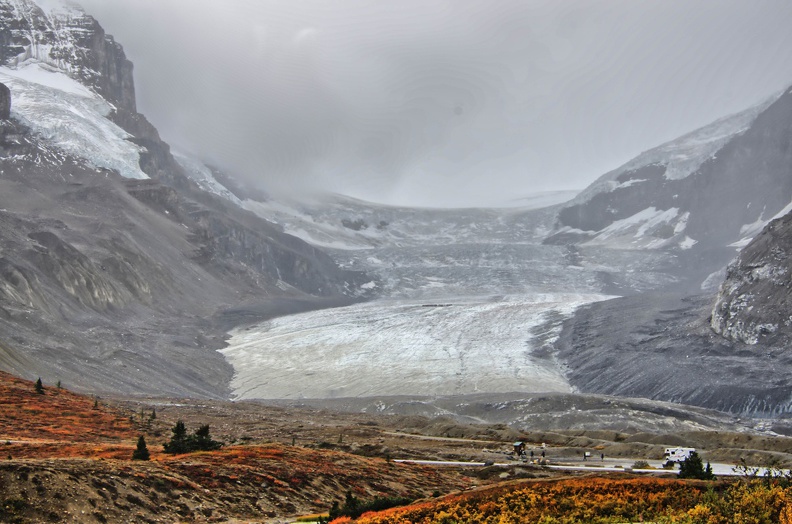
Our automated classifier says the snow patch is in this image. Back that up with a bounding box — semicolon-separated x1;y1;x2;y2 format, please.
609;178;646;190
173;152;242;205
584;207;681;249
679;236;697;250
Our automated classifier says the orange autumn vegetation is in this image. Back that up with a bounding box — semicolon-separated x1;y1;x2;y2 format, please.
0;370;471;519
0;370;137;444
348;476;792;524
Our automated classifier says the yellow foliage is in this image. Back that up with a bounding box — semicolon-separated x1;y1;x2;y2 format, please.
354;478;792;524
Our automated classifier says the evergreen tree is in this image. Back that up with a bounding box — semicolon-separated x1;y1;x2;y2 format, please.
187;424;222;451
163;421;222;453
163;420;188;454
34;377;44;394
343;490;359;516
678;451;715;480
132;435;150;461
328;501;340;520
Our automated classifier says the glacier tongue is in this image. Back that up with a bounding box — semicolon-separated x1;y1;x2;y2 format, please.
221;293;612;400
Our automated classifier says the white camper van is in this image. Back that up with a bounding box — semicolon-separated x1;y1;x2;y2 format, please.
663;447;696;462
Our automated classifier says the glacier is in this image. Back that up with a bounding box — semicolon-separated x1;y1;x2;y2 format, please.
221;293;612;400
218;193;683;401
0;61;148;179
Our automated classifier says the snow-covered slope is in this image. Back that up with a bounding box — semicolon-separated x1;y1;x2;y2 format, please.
548;87;792;256
573;92;780;200
173;152;241;206
242;193;557;250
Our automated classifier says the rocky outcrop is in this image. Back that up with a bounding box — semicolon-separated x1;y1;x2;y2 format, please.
0;82;9;119
711;211;792;345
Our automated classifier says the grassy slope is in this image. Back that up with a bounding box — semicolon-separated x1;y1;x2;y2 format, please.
0;371;471;523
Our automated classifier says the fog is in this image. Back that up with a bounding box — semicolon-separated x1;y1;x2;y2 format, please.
77;0;792;207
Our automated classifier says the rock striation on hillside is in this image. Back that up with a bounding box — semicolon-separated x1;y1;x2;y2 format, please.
0;0;371;397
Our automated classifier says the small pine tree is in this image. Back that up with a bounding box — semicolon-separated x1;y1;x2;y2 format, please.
149;408;156;421
328;501;340;521
132;435;150;461
188;424;222;451
56;380;61;389
163;420;188;454
679;451;715;480
343;490;359;516
34;378;44;394
164;421;222;454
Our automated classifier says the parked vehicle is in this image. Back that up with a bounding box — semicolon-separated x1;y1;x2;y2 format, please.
663;447;696;462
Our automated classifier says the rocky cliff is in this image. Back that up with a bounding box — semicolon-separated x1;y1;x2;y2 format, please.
0;0;135;112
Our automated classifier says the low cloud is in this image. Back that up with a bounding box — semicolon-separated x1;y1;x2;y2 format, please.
78;0;792;207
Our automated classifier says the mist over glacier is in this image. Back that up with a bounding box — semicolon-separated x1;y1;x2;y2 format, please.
77;0;792;207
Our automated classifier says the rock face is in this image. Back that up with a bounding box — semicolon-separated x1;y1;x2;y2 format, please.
711;211;792;345
0;81;9;119
0;0;135;112
0;1;371;397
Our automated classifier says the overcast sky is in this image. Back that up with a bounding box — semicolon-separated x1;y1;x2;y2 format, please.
76;0;792;207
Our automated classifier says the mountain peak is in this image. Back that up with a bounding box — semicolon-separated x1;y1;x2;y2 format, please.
0;0;136;113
